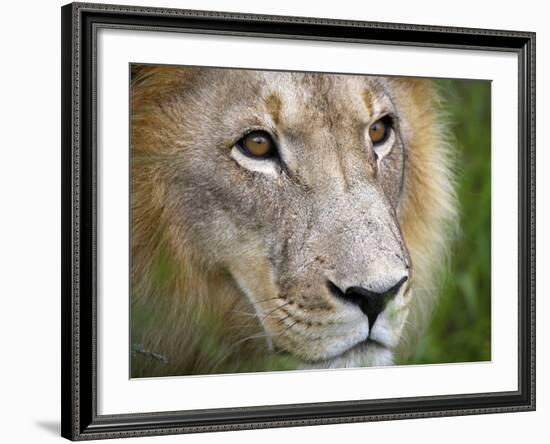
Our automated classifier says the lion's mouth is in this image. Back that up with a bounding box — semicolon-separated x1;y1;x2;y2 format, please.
290;337;394;369
257;283;410;367
282;298;409;366
337;336;390;358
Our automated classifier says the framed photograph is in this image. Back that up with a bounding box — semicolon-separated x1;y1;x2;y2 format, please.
61;2;535;440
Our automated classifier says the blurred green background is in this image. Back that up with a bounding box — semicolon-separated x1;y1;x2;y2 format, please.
406;79;492;365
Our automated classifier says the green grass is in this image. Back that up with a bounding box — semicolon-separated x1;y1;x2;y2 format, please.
407;79;491;364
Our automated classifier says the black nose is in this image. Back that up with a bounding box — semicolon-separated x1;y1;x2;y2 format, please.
327;276;408;327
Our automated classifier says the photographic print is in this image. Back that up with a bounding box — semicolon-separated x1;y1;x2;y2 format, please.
62;4;534;439
129;65;491;378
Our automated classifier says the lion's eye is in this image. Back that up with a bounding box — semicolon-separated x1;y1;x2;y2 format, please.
238;131;276;158
368;117;392;146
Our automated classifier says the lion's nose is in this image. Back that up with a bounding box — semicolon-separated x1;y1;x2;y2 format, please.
327;276;408;327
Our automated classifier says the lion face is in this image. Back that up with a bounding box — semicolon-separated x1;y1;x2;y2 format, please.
140;69;420;367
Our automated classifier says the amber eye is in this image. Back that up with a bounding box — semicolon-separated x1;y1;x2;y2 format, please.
368;117;392;146
238;131;276;158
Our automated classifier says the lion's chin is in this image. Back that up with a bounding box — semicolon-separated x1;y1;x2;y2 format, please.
296;339;394;370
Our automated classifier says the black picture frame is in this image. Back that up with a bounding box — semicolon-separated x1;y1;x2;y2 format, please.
61;2;536;440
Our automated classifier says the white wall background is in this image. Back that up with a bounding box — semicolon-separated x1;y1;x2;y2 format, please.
0;0;545;443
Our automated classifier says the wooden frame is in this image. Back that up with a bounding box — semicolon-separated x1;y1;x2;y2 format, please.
61;2;536;440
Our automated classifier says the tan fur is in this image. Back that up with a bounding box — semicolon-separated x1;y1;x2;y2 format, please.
130;66;456;376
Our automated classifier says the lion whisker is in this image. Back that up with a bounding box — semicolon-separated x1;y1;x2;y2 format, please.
258;301;292;321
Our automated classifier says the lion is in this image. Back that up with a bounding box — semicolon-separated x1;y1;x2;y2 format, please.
130;65;457;377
